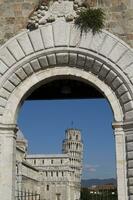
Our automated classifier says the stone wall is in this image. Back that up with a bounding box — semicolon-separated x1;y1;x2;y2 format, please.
0;0;38;44
0;0;133;47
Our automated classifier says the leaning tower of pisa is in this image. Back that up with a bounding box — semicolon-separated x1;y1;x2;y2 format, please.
62;128;83;183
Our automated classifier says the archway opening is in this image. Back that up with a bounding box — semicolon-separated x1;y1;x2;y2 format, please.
17;77;117;200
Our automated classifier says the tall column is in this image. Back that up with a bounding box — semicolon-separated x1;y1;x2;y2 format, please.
123;121;133;200
0;124;17;200
112;122;128;200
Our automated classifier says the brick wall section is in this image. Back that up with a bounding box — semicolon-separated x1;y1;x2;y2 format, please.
0;0;133;47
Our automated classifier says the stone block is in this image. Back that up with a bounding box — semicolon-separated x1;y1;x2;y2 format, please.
79;32;93;50
99;35;117;57
128;178;133;186
125;63;133;78
69;25;80;47
92;60;102;75
7;39;25;61
77;54;85;67
124;101;133;112
9;73;21;86
127;135;133;143
30;59;41;72
129;186;133;194
53;19;70;47
0;60;8;74
125;110;133;121
117;84;128;96
109;43;127;63
3;80;15;92
22;3;33;16
41;25;54;49
129;195;133;200
28;29;44;51
89;32;106;52
56;53;69;65
127;142;133;152
38;56;48;68
17;33;34;55
120;92;132;104
15;68;27;80
128;169;133;178
23;63;34;76
117;50;133;70
0;88;10;99
69;53;77;66
5;17;15;24
85;57;94;71
47;54;56;66
128;161;133;169
127;151;133;160
98;64;109;79
105;70;117;84
112;77;123;89
0;47;16;67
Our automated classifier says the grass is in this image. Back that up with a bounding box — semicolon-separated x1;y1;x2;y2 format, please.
74;8;105;35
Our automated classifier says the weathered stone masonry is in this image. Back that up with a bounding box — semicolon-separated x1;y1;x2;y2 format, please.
0;0;133;46
0;0;133;200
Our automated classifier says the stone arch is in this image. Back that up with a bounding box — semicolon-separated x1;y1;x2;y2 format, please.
0;20;133;122
2;67;123;123
0;19;133;200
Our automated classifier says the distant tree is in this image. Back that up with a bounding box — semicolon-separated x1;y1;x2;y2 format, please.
81;188;90;200
81;187;117;200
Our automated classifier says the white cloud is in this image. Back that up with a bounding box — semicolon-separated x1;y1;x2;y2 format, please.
83;164;100;173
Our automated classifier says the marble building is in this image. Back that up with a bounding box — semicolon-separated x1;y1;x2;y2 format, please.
16;128;83;200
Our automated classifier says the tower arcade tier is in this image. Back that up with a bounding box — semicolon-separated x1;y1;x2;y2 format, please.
62;128;83;181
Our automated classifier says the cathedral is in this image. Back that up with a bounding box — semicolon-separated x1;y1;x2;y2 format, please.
16;128;83;200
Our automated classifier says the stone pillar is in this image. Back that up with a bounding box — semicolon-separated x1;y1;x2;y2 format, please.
123;121;133;200
112;122;128;200
0;124;17;200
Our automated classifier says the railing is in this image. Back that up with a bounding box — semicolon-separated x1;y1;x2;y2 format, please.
15;190;40;200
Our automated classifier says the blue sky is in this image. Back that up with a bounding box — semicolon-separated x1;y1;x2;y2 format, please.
18;99;116;179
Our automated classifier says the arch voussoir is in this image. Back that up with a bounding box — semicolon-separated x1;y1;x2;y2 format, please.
0;47;132;121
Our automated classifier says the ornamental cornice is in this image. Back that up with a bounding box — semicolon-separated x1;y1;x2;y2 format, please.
112;121;133;132
0;123;18;136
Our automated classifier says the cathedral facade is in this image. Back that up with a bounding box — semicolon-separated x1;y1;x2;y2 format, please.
16;128;83;200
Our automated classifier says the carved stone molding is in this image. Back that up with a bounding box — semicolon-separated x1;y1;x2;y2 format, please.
27;0;86;30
